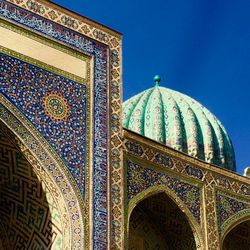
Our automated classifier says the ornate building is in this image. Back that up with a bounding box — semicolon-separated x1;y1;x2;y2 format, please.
0;0;249;249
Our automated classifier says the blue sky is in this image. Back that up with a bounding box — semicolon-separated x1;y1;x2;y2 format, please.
53;0;250;175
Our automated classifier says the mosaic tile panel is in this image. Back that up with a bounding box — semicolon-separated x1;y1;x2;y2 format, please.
124;138;184;173
0;102;82;249
124;141;143;157
10;0;123;246
154;153;174;168
124;133;250;250
202;171;219;250
0;51;88;195
185;165;204;180
214;175;232;190
0;1;111;247
240;184;250;196
125;138;207;181
217;193;250;233
214;173;250;197
126;160;201;223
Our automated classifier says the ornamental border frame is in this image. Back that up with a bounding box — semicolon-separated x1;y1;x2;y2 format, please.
0;22;92;201
0;1;124;247
123;152;205;250
123;129;250;189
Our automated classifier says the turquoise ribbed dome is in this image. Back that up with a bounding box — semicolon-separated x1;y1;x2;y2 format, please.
123;85;236;171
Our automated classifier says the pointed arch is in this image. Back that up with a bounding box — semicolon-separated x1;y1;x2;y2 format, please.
0;95;85;249
220;209;250;249
127;185;203;250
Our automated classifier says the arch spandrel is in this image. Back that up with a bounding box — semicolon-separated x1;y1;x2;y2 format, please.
220;209;250;245
125;158;203;222
0;97;85;249
0;40;91;197
216;191;250;242
125;155;205;249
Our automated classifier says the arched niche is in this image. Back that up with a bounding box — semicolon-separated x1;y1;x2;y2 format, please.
0;126;62;249
127;187;202;250
0;100;85;249
0;120;63;250
222;218;250;250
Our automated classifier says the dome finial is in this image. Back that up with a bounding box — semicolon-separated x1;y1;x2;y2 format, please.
154;75;161;86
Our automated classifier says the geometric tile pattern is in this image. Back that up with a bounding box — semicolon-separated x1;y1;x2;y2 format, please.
0;51;88;196
124;132;250;250
217;193;250;234
0;0;124;247
0;123;62;249
125;139;205;181
126;160;201;223
4;2;250;250
204;183;219;249
0;0;115;247
0;102;82;249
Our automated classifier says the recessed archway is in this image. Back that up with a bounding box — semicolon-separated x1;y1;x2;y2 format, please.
222;220;250;250
0;121;63;249
128;192;197;250
0;99;85;249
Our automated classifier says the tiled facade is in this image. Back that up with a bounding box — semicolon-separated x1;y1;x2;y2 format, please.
0;0;249;249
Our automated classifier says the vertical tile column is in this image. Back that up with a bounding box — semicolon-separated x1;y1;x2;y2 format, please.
204;172;220;250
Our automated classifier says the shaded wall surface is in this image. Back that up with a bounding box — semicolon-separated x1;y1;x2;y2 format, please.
0;122;62;249
223;220;250;250
129;193;196;250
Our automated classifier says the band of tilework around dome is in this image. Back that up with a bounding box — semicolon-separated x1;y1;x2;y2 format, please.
123;85;236;171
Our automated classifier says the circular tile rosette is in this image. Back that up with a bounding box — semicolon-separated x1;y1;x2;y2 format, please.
43;93;69;121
